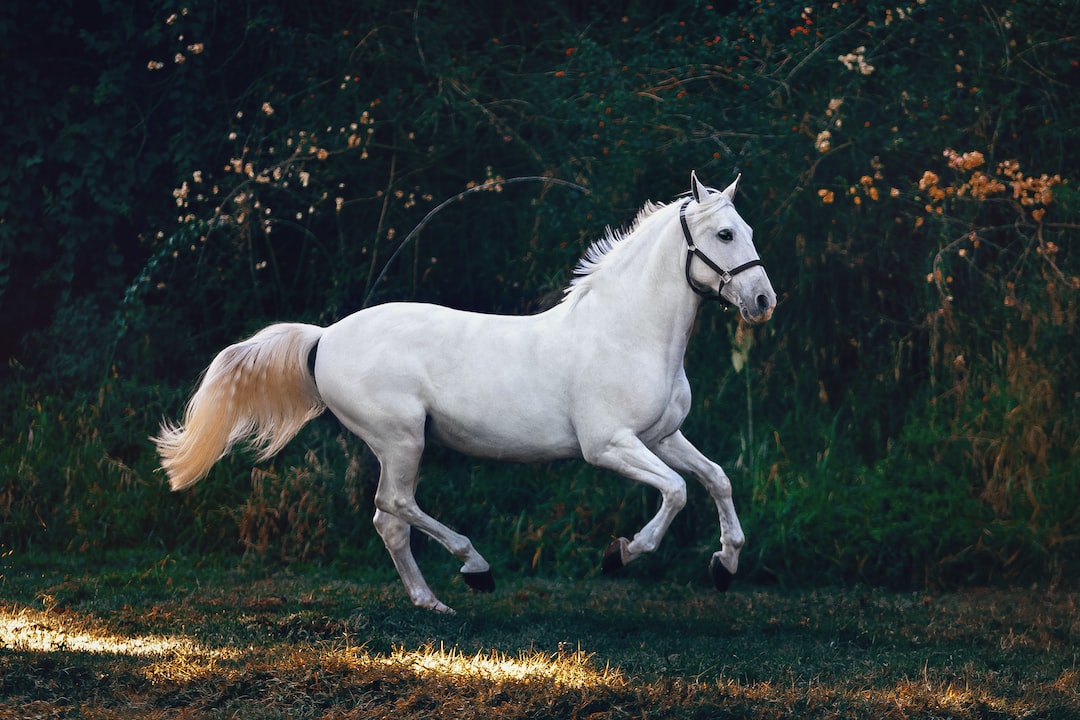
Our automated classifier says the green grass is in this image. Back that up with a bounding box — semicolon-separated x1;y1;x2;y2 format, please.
1;551;1077;719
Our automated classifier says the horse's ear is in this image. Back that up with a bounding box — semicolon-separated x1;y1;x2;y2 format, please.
690;171;707;203
721;173;741;202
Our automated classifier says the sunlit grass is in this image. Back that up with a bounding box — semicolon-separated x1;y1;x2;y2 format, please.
0;606;234;659
359;643;625;689
0;603;252;698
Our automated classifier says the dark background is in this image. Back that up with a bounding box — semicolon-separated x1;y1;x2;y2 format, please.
1;0;1076;588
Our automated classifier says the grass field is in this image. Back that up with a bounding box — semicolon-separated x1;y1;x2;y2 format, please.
1;551;1077;719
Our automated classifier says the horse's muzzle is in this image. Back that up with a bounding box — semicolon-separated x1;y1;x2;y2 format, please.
740;289;776;324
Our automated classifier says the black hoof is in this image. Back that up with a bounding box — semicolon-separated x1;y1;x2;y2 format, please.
462;570;495;593
601;538;629;575
709;556;734;592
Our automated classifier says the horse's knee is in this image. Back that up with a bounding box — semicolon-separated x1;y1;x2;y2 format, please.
664;477;688;511
705;470;733;502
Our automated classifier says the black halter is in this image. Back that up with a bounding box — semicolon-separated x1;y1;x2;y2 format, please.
678;198;765;303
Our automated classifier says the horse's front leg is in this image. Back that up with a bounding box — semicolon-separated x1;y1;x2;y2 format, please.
653;431;745;591
586;430;688;570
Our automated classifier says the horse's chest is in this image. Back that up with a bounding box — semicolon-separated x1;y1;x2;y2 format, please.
652;378;692;435
613;370;692;443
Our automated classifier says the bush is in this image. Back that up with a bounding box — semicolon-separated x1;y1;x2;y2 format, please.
2;0;1077;588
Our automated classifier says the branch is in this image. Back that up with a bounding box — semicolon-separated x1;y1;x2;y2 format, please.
362;176;589;307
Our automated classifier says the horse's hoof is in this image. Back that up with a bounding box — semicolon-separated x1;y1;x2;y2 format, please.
709;555;735;592
602;538;629;575
462;570;495;593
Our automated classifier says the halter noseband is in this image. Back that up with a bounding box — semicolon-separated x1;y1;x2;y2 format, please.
678;198;765;303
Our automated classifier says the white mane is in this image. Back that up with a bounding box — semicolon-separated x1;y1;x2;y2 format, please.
564;200;667;298
563;189;732;302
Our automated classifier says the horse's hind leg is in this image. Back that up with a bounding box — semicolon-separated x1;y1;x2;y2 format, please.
372;509;453;613
369;432;494;611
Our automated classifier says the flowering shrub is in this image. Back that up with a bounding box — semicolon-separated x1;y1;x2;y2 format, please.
2;0;1077;586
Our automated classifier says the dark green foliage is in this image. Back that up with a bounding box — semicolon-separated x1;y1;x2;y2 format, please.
1;0;1077;589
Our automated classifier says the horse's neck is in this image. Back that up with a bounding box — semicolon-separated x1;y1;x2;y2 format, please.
566;216;701;361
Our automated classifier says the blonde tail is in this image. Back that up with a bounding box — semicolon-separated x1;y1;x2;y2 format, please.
155;323;326;491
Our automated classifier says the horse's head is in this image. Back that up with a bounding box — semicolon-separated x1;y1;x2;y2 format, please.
681;172;776;323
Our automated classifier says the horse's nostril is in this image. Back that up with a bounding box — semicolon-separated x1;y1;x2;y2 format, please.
756;294;770;312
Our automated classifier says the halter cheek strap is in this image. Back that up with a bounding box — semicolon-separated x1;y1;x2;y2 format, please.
679;199;765;302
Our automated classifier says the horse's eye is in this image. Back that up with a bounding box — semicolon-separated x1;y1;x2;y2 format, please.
717;229;734;243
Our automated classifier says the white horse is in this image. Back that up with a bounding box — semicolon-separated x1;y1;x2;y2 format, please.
156;172;776;613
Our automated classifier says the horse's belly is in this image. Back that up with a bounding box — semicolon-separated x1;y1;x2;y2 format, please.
426;412;580;462
425;384;582;462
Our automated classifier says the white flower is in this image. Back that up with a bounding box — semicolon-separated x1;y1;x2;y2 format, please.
838;47;874;75
815;130;832;153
